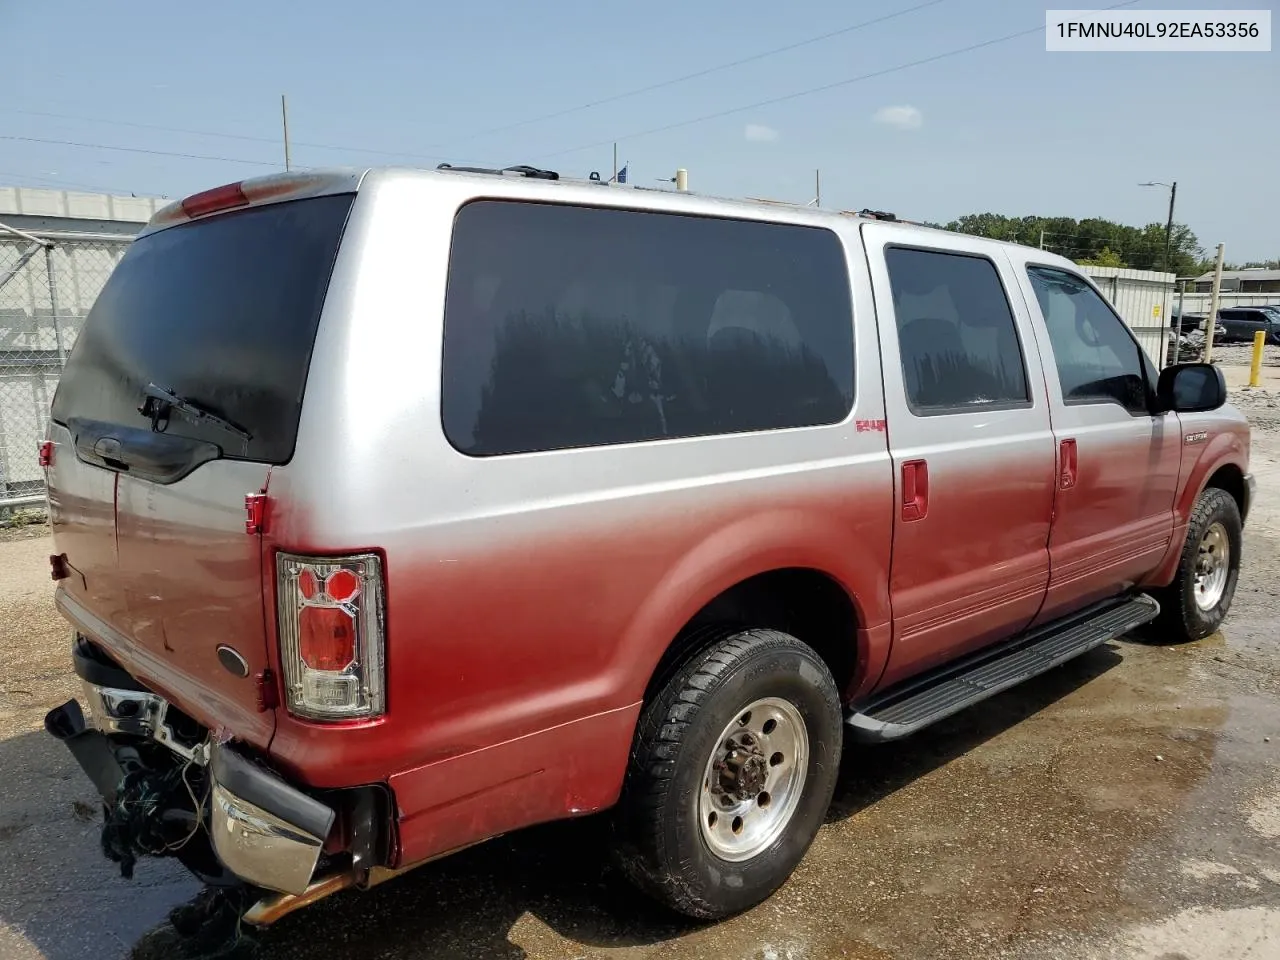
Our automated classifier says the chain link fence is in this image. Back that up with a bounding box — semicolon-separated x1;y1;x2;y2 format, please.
0;232;130;508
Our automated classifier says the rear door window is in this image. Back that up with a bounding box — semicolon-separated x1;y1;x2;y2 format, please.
441;200;854;456
50;194;354;464
883;246;1030;414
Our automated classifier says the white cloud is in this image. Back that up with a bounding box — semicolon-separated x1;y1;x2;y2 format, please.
744;123;779;143
873;105;923;131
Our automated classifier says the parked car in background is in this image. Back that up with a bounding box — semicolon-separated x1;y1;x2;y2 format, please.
1218;306;1280;344
39;167;1255;939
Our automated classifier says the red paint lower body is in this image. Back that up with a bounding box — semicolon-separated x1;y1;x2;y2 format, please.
390;701;641;866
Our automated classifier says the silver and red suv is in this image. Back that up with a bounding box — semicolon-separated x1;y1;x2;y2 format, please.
40;166;1252;933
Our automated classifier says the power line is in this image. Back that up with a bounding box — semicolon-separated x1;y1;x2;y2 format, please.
536;0;1144;161
0;169;155;196
0;134;281;167
434;0;950;148
6;108;479;165
3;0;948;161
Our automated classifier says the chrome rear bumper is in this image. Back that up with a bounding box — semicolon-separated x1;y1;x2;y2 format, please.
208;746;334;896
53;641;336;897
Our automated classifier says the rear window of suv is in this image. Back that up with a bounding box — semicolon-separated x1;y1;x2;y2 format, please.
441;200;855;456
50;194;354;464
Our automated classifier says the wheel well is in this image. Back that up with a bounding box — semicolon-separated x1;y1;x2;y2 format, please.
1206;464;1247;522
644;568;859;704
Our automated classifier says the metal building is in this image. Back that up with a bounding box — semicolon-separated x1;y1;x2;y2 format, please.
1080;265;1176;367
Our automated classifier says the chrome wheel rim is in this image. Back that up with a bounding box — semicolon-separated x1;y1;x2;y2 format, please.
1194;521;1231;612
698;697;809;862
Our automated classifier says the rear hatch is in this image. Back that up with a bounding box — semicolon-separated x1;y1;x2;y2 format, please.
46;186;355;747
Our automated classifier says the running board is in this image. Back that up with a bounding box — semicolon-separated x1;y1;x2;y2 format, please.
846;594;1160;743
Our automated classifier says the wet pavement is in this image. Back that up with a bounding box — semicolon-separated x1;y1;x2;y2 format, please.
3;393;1279;960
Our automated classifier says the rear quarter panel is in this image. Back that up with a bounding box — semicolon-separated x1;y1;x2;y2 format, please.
263;174;893;865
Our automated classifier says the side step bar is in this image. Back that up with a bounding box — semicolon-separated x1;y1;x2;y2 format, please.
846;594;1160;743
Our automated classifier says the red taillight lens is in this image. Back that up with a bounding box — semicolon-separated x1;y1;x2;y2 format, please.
298;606;356;671
277;553;385;721
324;569;360;603
297;568;319;599
38;441;53;468
181;181;248;219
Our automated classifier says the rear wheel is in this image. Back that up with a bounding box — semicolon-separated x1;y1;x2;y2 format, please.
1154;487;1242;643
612;629;842;919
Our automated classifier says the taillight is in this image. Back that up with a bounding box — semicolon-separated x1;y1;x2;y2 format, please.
38;441;54;468
276;552;386;721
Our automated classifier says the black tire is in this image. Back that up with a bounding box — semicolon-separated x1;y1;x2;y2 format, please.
612;628;843;919
1153;487;1242;643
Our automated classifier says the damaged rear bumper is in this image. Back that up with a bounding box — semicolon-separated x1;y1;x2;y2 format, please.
45;641;335;897
208;744;334;895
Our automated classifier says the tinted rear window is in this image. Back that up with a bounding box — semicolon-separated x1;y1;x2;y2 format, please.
441;200;854;456
51;194;354;464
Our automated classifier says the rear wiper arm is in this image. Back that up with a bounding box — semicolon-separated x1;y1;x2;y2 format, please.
138;383;252;446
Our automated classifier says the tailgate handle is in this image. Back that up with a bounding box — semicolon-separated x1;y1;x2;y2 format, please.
69;416;220;484
92;436;129;472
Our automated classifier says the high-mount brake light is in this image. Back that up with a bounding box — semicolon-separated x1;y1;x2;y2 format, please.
181;182;249;219
276;552;386;721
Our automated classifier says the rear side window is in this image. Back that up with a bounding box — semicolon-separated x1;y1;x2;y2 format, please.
50;194;354;463
441;201;854;456
884;247;1029;414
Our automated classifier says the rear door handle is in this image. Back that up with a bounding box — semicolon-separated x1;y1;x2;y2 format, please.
1059;439;1078;490
901;459;929;522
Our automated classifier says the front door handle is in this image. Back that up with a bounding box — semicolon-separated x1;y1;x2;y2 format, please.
1059;439;1078;490
902;459;929;522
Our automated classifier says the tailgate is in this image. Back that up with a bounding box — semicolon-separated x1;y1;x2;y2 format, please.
47;190;355;746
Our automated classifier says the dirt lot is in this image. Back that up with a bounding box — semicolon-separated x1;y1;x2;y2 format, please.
3;376;1280;960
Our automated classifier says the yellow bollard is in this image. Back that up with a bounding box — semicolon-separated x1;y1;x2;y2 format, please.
1249;330;1266;388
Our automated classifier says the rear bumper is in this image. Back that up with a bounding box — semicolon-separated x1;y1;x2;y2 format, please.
208;744;334;895
48;642;336;897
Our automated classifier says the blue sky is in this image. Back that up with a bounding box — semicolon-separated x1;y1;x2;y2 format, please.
3;0;1276;260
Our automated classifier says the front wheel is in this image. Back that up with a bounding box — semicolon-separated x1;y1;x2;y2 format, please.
612;629;843;919
1153;487;1242;643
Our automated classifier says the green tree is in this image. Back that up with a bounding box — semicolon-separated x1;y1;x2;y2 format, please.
941;213;1203;276
1078;245;1127;268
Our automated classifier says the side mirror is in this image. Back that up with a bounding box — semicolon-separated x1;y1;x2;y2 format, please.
1157;362;1227;413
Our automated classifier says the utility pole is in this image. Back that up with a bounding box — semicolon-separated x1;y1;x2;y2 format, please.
281;95;292;172
1204;242;1225;364
1139;180;1177;273
1039;229;1046;250
613;143;617;184
815;169;821;208
1162;181;1177;274
675;168;688;192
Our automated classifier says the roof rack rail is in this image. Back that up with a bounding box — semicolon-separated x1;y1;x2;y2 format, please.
436;163;559;181
858;208;897;222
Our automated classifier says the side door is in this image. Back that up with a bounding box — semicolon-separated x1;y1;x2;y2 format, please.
863;226;1057;689
1013;262;1181;624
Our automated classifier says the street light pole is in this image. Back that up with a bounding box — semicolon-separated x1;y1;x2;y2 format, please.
1162;181;1177;274
1139;180;1177;274
1140;180;1178;366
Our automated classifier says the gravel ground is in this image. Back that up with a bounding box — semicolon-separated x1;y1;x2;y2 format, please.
2;390;1279;960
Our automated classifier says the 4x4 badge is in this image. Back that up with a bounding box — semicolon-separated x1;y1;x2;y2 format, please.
1184;431;1208;444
